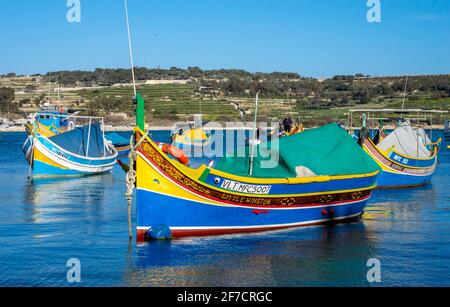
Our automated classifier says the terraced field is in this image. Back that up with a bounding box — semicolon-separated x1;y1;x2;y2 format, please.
3;76;448;126
79;84;239;121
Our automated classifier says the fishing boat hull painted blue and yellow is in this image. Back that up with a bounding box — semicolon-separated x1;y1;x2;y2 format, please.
133;121;380;241
362;138;436;188
24;121;118;179
361;124;438;188
171;127;211;152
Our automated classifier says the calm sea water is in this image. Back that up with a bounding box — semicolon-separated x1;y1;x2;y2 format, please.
0;130;449;287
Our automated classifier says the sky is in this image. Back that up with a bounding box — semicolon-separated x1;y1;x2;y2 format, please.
0;0;449;78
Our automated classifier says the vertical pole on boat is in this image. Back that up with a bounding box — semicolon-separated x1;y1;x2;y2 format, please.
417;110;420;157
401;75;408;119
135;93;145;131
86;117;92;157
102;118;106;157
430;114;433;143
124;0;138;240
125;0;137;98
249;92;259;176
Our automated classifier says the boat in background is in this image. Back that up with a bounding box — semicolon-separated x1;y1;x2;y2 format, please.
106;132;131;155
350;109;446;188
171;124;211;151
24;104;86;137
23;115;117;179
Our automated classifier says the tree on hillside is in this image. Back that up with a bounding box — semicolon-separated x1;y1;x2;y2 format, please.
25;84;37;93
0;87;16;113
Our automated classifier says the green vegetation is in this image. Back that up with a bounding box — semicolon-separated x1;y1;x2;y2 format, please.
1;68;449;126
0;87;16;113
80;84;238;123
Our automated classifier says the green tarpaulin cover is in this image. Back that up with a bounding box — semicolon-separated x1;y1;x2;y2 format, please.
215;123;380;178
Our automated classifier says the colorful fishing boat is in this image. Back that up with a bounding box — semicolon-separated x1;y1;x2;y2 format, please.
24;104;87;138
171;126;211;151
127;94;380;241
106;132;131;155
23;115;117;179
350;109;446;188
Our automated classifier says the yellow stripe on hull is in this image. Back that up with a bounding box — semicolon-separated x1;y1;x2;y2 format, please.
136;130;377;200
136;153;225;206
363;146;400;173
33;147;69;170
137;127;379;186
365;138;436;170
37;123;57;138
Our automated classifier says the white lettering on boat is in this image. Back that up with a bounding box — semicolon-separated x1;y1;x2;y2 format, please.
220;179;271;195
392;154;409;165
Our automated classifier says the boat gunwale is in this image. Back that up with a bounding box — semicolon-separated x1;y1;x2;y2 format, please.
365;137;437;169
34;140;117;171
37;132;118;162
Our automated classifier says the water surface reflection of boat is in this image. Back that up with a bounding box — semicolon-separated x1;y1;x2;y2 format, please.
125;222;373;287
23;175;108;225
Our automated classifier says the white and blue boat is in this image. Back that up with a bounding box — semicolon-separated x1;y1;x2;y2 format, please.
350;109;446;188
23;115;118;179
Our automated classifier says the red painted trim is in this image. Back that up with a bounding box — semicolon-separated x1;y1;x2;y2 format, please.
137;148;371;209
116;145;131;151
363;139;435;175
136;214;362;242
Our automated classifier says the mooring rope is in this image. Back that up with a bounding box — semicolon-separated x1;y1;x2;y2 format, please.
125;130;149;239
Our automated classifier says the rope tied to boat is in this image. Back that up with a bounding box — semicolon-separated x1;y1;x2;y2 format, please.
125;130;149;239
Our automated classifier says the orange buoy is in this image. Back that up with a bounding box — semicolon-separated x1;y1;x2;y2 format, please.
156;143;189;165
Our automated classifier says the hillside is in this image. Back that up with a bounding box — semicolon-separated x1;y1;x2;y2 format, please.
1;68;449;126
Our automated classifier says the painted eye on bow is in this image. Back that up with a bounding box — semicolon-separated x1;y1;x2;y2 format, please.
214;178;220;184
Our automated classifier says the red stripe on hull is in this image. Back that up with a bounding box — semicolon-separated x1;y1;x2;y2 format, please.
136;214;362;242
137;149;372;209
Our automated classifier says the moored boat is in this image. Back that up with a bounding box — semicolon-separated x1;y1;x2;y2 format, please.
171;126;211;151
350;109;446;188
23;115;117;179
121;1;379;241
128;95;380;241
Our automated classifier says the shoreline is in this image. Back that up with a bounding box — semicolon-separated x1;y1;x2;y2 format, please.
0;124;446;133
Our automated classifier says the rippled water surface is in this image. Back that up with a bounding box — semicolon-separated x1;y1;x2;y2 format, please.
0;131;449;286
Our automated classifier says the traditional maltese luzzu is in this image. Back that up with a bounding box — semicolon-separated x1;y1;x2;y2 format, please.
350;109;444;188
361;122;439;188
23;113;118;179
127;94;380;241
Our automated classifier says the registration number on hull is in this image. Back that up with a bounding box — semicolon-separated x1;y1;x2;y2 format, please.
220;179;272;195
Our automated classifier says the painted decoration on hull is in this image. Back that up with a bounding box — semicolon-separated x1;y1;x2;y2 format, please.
362;137;437;188
23;120;118;179
134;128;378;241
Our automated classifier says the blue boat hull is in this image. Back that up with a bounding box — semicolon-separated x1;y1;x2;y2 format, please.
362;138;437;188
377;170;433;188
24;135;118;179
137;189;369;238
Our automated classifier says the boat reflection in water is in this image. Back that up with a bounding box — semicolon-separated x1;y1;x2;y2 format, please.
23;175;109;227
364;184;437;223
124;222;375;287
